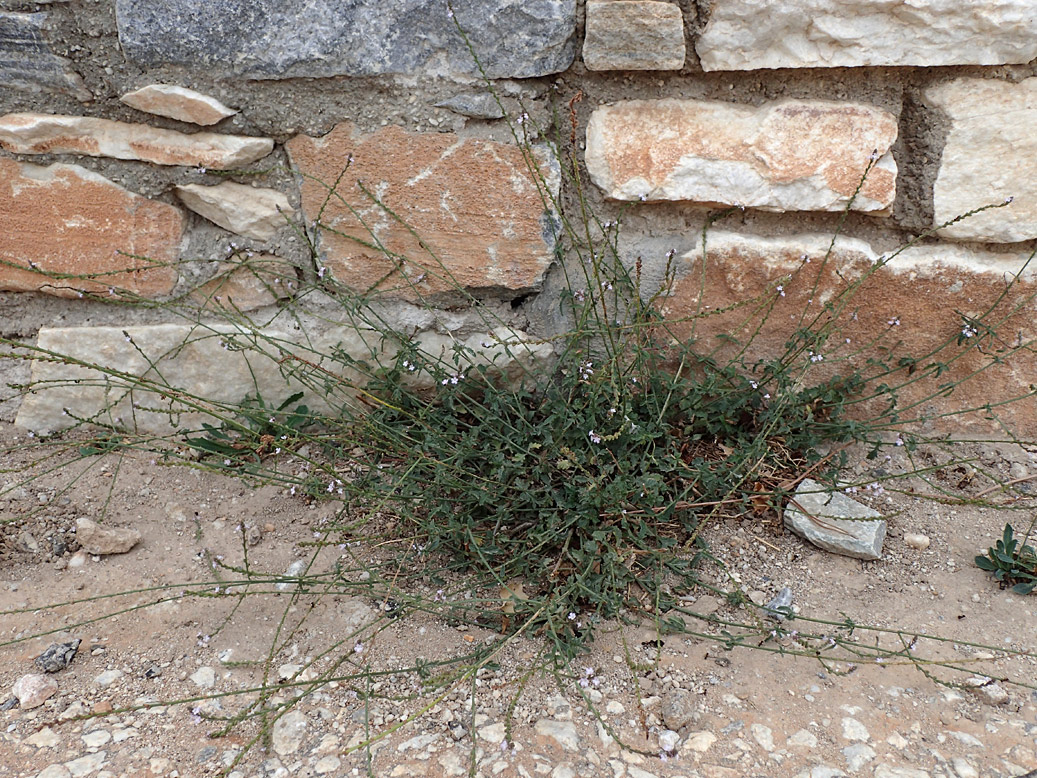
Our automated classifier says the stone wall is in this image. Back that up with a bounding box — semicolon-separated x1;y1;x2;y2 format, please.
3;0;1037;432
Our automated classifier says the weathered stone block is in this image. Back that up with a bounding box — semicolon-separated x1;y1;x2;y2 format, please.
286;123;559;302
0;113;273;169
697;0;1037;71
15;323;552;434
115;0;576;79
586;98;897;212
120;84;237;126
0;157;181;298
0;12;90;100
15;324;376;435
176;182;292;241
784;479;886;560
654;231;1037;432
928;77;1037;243
584;1;685;71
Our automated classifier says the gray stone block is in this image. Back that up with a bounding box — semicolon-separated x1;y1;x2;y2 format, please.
0;12;89;100
784;478;887;560
115;0;576;79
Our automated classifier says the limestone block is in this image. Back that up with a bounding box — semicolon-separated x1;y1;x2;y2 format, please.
583;1;685;71
585;98;897;212
14;323;380;435
15;323;552;434
0;12;90;100
655;231;1037;432
0;113;273;169
176;182;292;241
0;157;180;298
115;0;576;79
286;123;560;302
784;479;886;560
928;78;1037;243
120;84;237;126
697;0;1037;71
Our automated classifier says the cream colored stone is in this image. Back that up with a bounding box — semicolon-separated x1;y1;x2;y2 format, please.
657;231;1037;433
0;112;272;169
15;323;552;434
0;157;180;298
697;0;1037;71
176;182;292;240
586;98;896;212
928;78;1037;243
120;84;237;126
286;123;559;302
75;518;141;555
584;1;685;71
684;731;717;752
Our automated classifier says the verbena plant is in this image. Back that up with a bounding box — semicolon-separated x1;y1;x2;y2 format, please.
3;71;1037;770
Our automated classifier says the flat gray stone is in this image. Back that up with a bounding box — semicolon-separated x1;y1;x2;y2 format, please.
115;0;576;79
784;479;886;560
435;93;505;120
0;12;90;100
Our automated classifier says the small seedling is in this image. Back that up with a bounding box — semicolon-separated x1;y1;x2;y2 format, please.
975;522;1037;594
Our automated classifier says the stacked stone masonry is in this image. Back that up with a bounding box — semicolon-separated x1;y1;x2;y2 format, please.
1;0;1036;432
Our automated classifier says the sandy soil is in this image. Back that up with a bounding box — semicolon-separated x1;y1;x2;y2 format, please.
1;422;1036;778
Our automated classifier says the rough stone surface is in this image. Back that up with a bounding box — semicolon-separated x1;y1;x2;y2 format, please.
928;78;1037;243
14;323;371;435
190;255;297;312
585;98;897;212
784;479;886;560
176;181;292;241
583;1;685;71
873;766;932;778
35;639;81;673
271;710;308;756
0;157;181;299
115;0;576;79
0;113;273;169
434;93;505;120
12;673;58;709
189;666;215;688
534;719;580;751
904;532;931;550
660;689;699;731
696;0;1037;71
75;517;142;555
15;323;550;434
0;12;90;100
287;123;560;302
120;84;237;126
655;231;1037;433
684;731;716;752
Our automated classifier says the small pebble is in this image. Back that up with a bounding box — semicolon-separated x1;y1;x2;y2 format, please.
904;533;931;550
